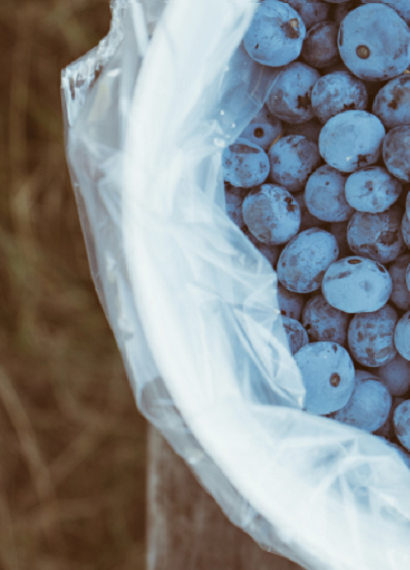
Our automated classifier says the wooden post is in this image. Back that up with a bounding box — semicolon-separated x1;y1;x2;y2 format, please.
147;427;302;570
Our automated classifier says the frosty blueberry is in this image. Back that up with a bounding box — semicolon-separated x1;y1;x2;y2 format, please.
269;135;321;193
348;304;398;367
388;254;410;312
242;184;300;245
375;354;410;397
240;113;283;151
383;126;410;183
266;62;321;124
347;207;406;265
394;311;410;361
283;117;322;144
244;0;306;68
249;105;276;125
361;0;410;27
294;191;326;232
302;294;350;345
305;165;353;222
329;221;351;259
319;111;385;173
373;75;410;130
338;4;410;81
344;167;402;214
278;228;338;293
332;371;392;432
282;316;309;355
301;21;340;69
322;257;392;313
294;341;355;415
394;400;410;452
222;139;270;188
277;284;305;320
224;184;246;229
311;71;368;125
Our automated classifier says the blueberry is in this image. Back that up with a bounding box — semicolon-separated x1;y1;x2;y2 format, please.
243;0;306;67
222;139;270;188
224;184;246;229
361;0;410;27
345;167;402;214
311;72;368;124
329;221;351;259
282;0;330;29
282;316;309;355
319;111;385;173
388;254;410;312
242;184;300;245
348;304;398;367
283;117;322;144
338;4;410;81
373;75;410;130
347;207;406;265
278;228;338;293
383;126;410;183
239;114;283;150
294;191;326;231
394;400;410;452
301;21;340;69
322;256;392;313
266;62;321;124
269;135;321;192
250;105;277;125
305;165;353;222
375;397;405;440
302;293;350;345
277;284;306;320
375;354;410;396
332;371;392;432
394;310;410;361
242;226;280;267
294;341;355;415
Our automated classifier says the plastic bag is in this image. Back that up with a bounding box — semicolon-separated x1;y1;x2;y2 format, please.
62;2;410;569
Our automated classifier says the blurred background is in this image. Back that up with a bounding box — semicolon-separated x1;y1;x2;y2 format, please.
0;1;146;568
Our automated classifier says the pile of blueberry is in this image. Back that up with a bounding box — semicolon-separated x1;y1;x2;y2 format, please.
224;0;410;466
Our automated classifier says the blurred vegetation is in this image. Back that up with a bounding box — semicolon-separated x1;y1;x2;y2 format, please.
0;1;146;568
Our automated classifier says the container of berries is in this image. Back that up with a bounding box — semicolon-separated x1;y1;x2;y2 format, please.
63;1;410;569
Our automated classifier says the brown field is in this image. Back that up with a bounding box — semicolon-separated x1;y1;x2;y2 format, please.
0;1;146;568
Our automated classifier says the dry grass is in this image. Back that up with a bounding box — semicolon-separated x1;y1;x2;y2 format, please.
0;1;146;568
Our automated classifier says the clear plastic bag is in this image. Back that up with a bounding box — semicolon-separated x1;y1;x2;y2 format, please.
62;2;410;569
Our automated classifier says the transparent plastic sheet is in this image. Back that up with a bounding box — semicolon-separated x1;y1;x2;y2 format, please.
62;2;410;569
